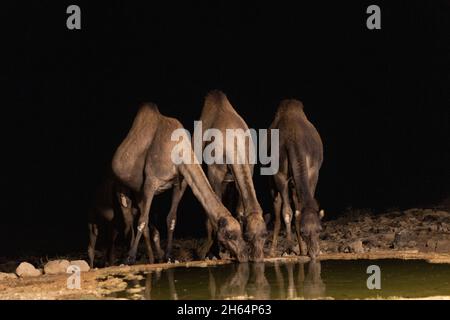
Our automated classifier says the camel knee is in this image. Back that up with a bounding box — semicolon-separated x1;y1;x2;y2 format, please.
283;209;293;225
167;215;176;232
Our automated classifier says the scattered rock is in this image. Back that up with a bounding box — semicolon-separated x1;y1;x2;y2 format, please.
348;240;364;253
435;240;450;253
423;239;437;252
44;259;70;275
381;233;396;243
394;230;412;246
16;262;42;277
0;272;17;281
69;260;90;272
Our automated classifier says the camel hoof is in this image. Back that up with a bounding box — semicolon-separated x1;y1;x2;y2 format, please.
125;255;136;265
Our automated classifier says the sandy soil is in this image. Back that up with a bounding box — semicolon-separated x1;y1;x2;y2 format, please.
0;251;449;300
1;207;449;299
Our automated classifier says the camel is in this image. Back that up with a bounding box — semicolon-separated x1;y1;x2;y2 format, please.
269;99;324;259
196;90;267;262
111;103;248;264
87;175;164;267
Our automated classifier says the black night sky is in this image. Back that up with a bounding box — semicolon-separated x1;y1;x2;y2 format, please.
2;1;449;257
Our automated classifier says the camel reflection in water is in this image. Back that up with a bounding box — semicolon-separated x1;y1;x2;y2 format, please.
139;261;325;300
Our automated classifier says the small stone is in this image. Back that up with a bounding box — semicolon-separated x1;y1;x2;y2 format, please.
0;272;17;281
69;260;90;272
424;239;437;252
435;240;450;253
349;240;364;253
407;240;417;248
16;262;42;277
382;233;396;243
44;259;70;275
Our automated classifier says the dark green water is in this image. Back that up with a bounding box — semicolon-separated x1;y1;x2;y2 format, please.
109;259;450;300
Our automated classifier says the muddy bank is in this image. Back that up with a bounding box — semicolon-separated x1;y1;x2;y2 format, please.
1;207;449;299
1;251;449;300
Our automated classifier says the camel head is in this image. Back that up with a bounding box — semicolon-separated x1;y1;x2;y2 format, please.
300;208;324;260
217;216;248;262
244;213;268;262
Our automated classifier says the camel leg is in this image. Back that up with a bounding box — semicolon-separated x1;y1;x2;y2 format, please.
141;225;156;263
292;186;307;256
117;192;135;250
199;165;227;259
199;219;215;260
150;224;164;262
127;183;156;264
235;194;245;228
276;175;294;252
87;222;98;268
269;191;282;257
166;179;187;261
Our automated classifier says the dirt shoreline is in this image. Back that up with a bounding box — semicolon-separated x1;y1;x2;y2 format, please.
1;207;449;299
0;251;449;300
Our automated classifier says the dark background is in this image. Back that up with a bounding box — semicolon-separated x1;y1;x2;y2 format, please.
2;1;449;257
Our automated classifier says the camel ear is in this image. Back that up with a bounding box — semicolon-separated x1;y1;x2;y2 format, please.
218;217;228;229
319;209;325;219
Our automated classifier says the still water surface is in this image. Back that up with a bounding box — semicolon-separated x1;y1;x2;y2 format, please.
109;259;450;299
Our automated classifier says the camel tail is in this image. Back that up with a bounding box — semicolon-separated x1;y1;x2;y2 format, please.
287;145;313;207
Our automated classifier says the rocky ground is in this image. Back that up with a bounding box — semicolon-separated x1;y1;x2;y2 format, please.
0;207;449;299
319;207;450;255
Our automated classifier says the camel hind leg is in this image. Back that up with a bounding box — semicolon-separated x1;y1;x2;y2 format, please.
126;182;156;264
292;184;307;256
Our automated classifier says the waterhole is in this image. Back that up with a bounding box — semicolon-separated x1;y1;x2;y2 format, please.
107;259;450;300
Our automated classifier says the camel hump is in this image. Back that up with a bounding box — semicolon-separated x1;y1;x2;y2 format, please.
204;90;231;109
202;90;236;120
162;115;184;131
205;89;228;102
136;102;160;117
278;99;304;113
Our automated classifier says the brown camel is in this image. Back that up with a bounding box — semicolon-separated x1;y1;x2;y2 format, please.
87;175;164;267
269;99;324;259
111;103;248;264
197;90;267;262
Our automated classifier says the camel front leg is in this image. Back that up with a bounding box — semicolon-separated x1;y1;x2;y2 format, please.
166;179;187;261
149;224;164;262
198;165;226;259
270;191;282;257
199;219;215;260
